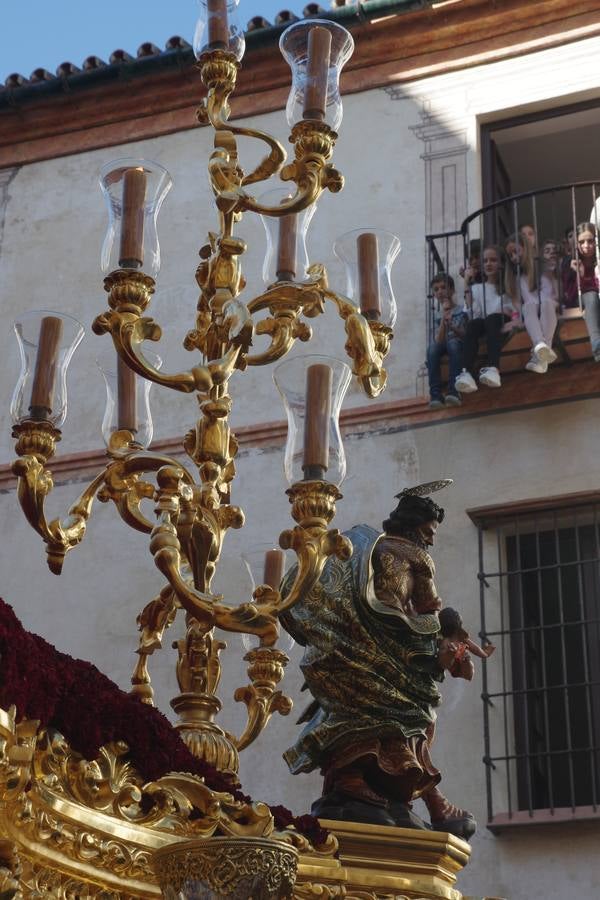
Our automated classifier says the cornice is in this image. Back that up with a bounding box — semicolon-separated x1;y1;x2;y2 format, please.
0;1;597;168
2;359;600;492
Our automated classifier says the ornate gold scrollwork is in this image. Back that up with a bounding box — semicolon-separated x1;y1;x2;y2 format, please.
11;423;196;576
294;889;413;899
153;836;298;900
93;271;243;396
234;648;293;753
274;480;353;615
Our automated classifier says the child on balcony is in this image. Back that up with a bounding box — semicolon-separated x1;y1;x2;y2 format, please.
520;224;538;257
455;244;512;393
505;232;557;374
563;223;600;359
426;274;467;409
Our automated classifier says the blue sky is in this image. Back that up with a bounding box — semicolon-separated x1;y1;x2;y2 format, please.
0;0;308;83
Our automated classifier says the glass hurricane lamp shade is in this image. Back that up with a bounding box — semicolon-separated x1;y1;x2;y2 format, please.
259;187;316;285
273;355;351;487
193;0;245;60
333;228;401;328
241;544;294;651
280;20;354;131
10;310;85;428
99;158;172;278
97;352;162;451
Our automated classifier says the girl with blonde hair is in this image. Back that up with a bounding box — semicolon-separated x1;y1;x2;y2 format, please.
504;232;557;374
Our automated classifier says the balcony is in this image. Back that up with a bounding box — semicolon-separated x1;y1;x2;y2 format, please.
424;180;600;407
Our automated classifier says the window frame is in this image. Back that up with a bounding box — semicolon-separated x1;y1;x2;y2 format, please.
468;490;600;832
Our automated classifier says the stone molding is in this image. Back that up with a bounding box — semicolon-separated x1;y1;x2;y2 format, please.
3;360;600;492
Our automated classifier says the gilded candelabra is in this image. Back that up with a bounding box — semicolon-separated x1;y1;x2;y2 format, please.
6;6;402;897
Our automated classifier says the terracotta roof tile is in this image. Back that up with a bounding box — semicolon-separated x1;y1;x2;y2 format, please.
109;49;135;64
165;36;191;50
275;10;299;25
137;42;162;58
56;62;81;77
247;15;272;31
82;55;107;71
29;68;55;83
4;73;29;88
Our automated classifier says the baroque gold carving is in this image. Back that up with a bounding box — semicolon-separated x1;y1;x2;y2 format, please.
294;889;417;899
153;836;298;900
20;857;128;899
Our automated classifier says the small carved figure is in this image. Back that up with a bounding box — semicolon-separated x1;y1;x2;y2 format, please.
281;482;482;840
438;606;495;681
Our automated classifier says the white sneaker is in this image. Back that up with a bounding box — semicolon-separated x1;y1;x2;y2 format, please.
479;366;501;388
533;342;556;364
525;354;548;374
455;370;478;393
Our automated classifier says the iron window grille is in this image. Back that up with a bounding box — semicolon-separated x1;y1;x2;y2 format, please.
469;492;600;830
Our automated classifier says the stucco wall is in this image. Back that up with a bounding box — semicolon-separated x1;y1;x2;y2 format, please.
1;31;600;900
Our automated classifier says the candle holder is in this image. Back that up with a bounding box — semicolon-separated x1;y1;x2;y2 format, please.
259;186;316;286
242;544;295;651
273;355;351;487
11;310;84;441
334;227;401;327
193;0;246;61
97;351;162;454
99;158;172;278
280;20;354;131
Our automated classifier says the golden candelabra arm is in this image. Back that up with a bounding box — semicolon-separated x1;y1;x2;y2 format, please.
233;648;293;753
320;280;393;399
149;465;280;643
199;51;288;191
11;416;200;575
273;480;353;615
243;274;327;368
93;270;243;395
244;262;392;393
131;586;180;705
12;421;107;575
207;120;343;220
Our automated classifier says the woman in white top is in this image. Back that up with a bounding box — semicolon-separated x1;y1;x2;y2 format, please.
504;232;557;374
455;244;513;393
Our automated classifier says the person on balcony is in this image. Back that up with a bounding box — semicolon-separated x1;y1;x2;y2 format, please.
454;244;513;393
520;224;538;258
542;238;564;308
426;274;467;409
505;232;557;374
563;223;600;360
458;242;482;293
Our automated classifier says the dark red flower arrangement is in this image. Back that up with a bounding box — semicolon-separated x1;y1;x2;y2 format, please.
0;598;328;847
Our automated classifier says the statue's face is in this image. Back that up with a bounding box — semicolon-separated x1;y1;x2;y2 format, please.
415;519;438;547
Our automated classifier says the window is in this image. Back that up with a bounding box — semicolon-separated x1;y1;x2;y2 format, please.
469;493;600;829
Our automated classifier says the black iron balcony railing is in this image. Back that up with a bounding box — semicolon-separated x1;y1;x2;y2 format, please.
424;180;600;377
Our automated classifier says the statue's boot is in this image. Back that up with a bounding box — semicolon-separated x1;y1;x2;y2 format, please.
422;786;476;840
315;762;395;826
387;799;431;830
311;790;395;827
